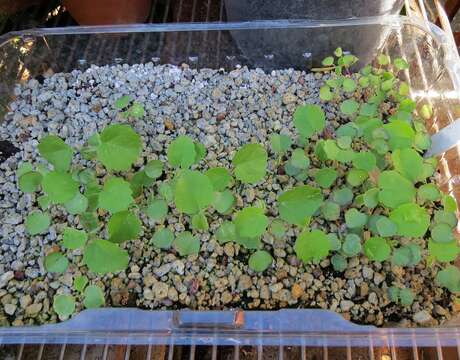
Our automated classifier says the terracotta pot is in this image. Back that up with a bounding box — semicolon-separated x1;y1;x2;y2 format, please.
63;0;152;25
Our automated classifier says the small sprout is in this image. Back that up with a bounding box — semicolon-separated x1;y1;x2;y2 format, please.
97;124;142;171
42;171;79;204
320;86;333;101
359;103;378;117
378;170;415;209
322;56;334;66
431;223;455;243
174;170;214;215
270;220;286;239
340;99;359;116
53;294;76;319
346;169;368;187
83;239;129;274
98;177;134;213
38;135;73;172
383;120;415;151
388;287;400;302
205;167;233;192
194;142;207;163
191;212;209;231
74;275;89;293
392;244;421;267
232;143;268;184
342;78;356;93
321;201;340;221
327;233;341;251
435;265;460;293
45;252;69;273
80;212;100;233
167;135;196;169
62;227;87;250
145;199;168;221
314;168;338;188
158;182;174;203
394;57;409;71
294;230;331;263
376;217;397;238
212;190;235;215
277;185;323;226
83;285;105;309
248;250;273;272
173;231;200;256
144;160;164;179
352;152;376;172
345;209;368;229
270;134;292;155
434;210;457;228
389;203;430;238
17;162;33;177
418;183;441;203
26;211;50;235
414;132;431;151
216;222;237;244
114;95;132;109
428;239;460;262
400;288;415;306
332;187;354;206
337;136;352;149
363;188;379;209
331;254;347;272
442;194;457;212
64;193;89;215
334;47;343;57
151;228;175;249
364;236;391;262
342;234;362;257
377;54;390;66
290;149;309;169
108;211;141;243
293;104;326;139
391;148;423;183
38;195;51;210
234;207;268;239
18;171;42;193
420;104;433;120
129;102;145;119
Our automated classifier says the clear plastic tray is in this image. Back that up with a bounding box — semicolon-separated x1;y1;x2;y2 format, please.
1;13;460;347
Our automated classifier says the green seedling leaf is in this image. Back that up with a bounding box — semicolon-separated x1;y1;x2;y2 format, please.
130;170;155;197
42;171;79;204
363;188;379;208
81;133;101;160
418;184;441;202
394;58;409;71
342;234;362;257
337;136;352;149
98;177;134;213
97;124;142;171
38;135;73;171
194;142;207;163
420;104;433;120
38;195;51;210
108;211;141;243
26;211;50;235
334;47;343;57
158;182;174;203
327;233;341;251
383;121;415;150
17;162;33;177
167;135;197;169
234;207;268;238
85;182;102;212
388;287;400;302
320;86;333;101
331;254;347;272
378;170;415;208
115;95;132;109
291;149;309;169
205;167;232;192
443;194;458;212
314;168;337;188
431;223;455;243
352;152;376;171
64;193;88;215
174;170;214;214
342;78;356;93
80;212;100;233
392;245;421;267
213;190;235;214
332;187;354;206
434;210;457;228
19;171;42;193
191;212;209;231
270;134;292;154
145;199;168;221
74;275;89;293
414;132;431;151
173;231;200;256
390;203;430;237
144;160;163;179
249;250;273;272
346;169;368;187
83;285;105;309
216;222;237;244
63;227;87;250
270;220;286;239
345;209;368;229
53;294;75;319
232;143;268;184
391;148;423;183
436;265;460;293
278;185;323;226
322;56;334;66
400;288;415;306
376;217;397;237
321;201;340;221
295;230;331;263
340;99;359;116
364;236;391;262
84;239;129;274
45;252;68;273
377;54;390;65
294;104;326;138
151;228;174;249
129;102;145;119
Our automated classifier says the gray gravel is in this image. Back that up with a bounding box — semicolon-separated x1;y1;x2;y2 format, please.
0;63;454;327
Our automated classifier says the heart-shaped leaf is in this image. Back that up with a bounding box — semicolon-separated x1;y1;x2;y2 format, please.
364;236;391;262
151;228;174;249
391;148;423;182
248;250;273;272
205;167;232;192
232;143;268;184
295;230;331;263
42;171;79;204
45;252;68;273
62;227;87;250
83;239;129;274
19;171;42;193
98;177;134;213
314;168;337;188
83;285;105;309
38;135;73;171
53;294;75;318
234;207;268;239
378;170;415;208
389;203;429;237
277;185;323;226
174;170;214;215
173;231;200;256
294;104;326;138
108;211;141;243
167;135;196;169
26;211;50;235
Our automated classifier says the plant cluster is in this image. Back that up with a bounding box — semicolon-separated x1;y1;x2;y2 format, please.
17;49;460;318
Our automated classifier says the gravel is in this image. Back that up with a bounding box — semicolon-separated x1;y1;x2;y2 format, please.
0;62;455;327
